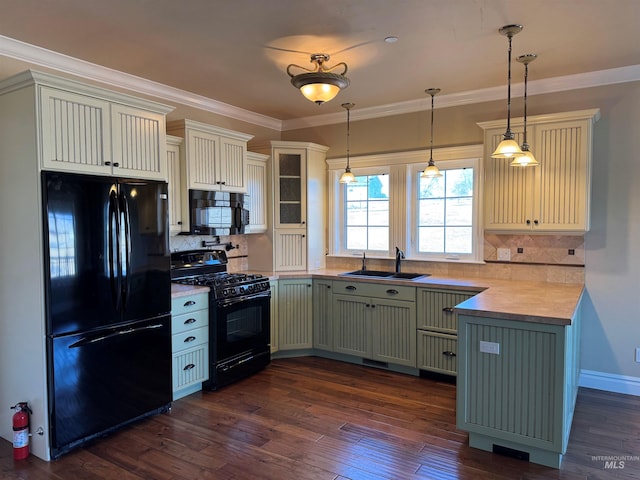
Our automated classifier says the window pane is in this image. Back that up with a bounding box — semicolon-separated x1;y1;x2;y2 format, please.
445;197;472;226
344;174;389;251
419;226;444;252
346;227;367;250
445;227;472;253
368;227;389;251
417;167;474;256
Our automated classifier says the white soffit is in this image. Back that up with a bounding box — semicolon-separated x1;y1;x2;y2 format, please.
2;35;639;132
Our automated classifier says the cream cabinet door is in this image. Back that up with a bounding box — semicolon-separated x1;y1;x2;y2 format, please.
39;86;112;175
110;103;167;180
218;136;247;193
245;152;269;233
185;128;221;189
166;135;184;235
274;229;307;271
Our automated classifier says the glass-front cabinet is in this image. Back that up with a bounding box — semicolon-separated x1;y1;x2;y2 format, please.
275;151;306;228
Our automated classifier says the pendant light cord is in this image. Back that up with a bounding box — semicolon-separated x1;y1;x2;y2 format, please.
506;32;514;137
346;106;351;169
429;93;435;161
522;61;529;146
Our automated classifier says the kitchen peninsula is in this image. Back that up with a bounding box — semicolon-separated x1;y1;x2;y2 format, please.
251;268;583;468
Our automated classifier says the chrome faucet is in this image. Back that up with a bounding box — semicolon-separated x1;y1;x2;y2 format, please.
395;246;405;272
361;252;367;271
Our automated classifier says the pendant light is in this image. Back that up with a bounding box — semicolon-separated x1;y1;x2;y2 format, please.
511;53;539;167
339;102;356;184
491;24;525;159
422;88;443;178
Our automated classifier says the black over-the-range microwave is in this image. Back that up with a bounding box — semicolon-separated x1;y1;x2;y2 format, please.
187;189;249;235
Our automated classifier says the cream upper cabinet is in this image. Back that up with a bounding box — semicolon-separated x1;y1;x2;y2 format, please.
245;151;269;234
166;135;184;235
166;119;253;193
39;84;171;180
246;141;329;272
480;109;600;233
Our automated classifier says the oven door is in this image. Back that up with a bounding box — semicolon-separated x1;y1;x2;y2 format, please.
214;293;270;361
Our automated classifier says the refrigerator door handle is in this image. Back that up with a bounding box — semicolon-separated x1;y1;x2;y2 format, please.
108;186;121;311
68;323;164;349
119;189;132;311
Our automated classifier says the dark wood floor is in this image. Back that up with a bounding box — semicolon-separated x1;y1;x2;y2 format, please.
2;357;639;479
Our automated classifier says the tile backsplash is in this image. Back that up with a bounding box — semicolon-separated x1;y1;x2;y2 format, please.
483;234;585;266
170;234;248;272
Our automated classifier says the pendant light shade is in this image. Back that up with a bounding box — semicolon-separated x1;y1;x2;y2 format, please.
422;88;443;179
287;54;350;105
511;53;539;167
339;102;356;184
492;24;525;159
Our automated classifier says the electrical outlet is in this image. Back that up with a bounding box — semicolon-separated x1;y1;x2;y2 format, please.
480;341;500;355
517;247;524;254
635;347;640;363
497;248;511;261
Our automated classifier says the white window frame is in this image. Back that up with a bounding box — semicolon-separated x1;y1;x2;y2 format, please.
327;145;484;264
407;157;483;263
330;165;391;258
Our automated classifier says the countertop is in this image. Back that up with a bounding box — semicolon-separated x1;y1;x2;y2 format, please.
169;268;583;326
246;268;584;326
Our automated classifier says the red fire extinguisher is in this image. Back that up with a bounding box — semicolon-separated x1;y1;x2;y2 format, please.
10;402;32;460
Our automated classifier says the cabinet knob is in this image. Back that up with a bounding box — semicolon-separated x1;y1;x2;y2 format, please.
442;351;457;357
105;161;111;166
183;363;196;371
534;219;539;225
221;181;226;185
177;221;183;225
302;234;306;238
301;221;306;225
113;162;119;167
442;307;454;314
526;219;531;225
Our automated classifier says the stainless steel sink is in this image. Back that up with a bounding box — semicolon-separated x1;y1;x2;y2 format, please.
339;270;429;280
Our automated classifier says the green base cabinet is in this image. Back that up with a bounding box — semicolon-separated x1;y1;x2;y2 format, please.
456;299;582;468
312;280;333;351
277;279;313;350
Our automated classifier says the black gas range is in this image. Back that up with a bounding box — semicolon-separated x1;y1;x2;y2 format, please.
171;249;271;390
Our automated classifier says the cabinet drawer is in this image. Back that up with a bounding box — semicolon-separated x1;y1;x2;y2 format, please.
172;326;208;353
171;292;209;316
172;345;209;391
333;280;415;301
171;308;208;335
417;288;475;333
417;331;457;376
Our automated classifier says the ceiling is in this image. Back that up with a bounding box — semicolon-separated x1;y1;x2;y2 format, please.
0;0;639;126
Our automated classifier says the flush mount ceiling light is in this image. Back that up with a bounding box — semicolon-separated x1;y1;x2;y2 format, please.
339;102;356;184
491;24;526;159
511;53;539;167
287;53;350;105
422;88;443;179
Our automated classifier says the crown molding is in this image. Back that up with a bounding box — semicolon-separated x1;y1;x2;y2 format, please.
2;35;639;133
0;35;283;131
282;64;640;131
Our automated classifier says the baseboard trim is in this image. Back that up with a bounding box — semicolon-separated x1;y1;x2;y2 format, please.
579;369;640;396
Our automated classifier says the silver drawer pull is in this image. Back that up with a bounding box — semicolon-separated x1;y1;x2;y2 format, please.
386;289;399;295
183;300;196;307
184;336;196;343
183;363;195;371
184;318;197;325
442;307;454;314
442;351;456;357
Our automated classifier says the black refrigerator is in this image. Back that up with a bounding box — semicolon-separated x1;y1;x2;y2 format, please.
42;171;172;458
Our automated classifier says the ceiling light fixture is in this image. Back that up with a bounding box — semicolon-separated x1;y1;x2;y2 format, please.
287;53;350;105
511;53;539;167
339;102;356;184
422;88;443;179
491;24;525;159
